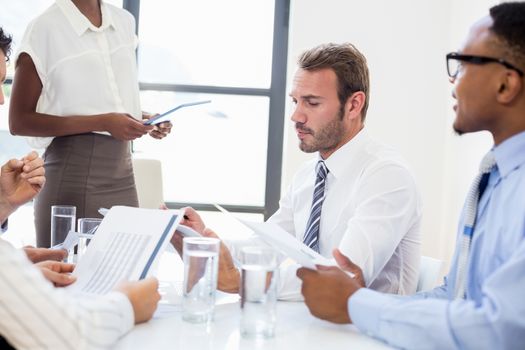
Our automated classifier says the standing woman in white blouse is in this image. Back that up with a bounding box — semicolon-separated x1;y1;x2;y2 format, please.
9;0;171;247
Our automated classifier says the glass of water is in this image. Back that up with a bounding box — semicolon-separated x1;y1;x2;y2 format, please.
182;237;220;324
51;205;76;248
240;246;278;339
77;218;102;261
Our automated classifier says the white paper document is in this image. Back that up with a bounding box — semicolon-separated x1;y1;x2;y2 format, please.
51;230;79;251
213;203;333;270
68;206;182;294
240;220;334;270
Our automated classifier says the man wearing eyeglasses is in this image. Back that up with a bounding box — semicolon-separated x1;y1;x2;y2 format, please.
297;2;525;349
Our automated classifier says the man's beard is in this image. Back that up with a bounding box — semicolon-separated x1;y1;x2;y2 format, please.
296;108;345;154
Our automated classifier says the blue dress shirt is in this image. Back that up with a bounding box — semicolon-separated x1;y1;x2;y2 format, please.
349;130;525;350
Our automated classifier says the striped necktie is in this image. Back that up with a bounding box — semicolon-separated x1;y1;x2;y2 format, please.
303;160;329;253
454;151;496;299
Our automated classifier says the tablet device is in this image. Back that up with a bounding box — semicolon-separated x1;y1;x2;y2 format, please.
144;100;211;125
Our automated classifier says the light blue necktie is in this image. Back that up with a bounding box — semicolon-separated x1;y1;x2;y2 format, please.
454;151;496;299
303;160;329;253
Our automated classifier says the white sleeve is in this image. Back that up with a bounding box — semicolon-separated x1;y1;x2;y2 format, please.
266;185;305;300
266;183;296;236
0;240;134;350
338;162;421;286
15;20;46;84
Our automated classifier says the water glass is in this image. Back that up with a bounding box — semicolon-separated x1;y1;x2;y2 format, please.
51;205;76;248
77;218;102;261
182;237;220;323
240;246;278;339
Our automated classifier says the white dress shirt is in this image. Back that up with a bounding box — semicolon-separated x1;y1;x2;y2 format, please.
0;239;134;349
268;129;422;300
16;0;141;149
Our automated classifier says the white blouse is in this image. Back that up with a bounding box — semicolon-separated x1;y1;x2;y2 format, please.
16;0;141;149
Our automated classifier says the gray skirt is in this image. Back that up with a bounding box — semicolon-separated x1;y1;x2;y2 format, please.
34;133;138;247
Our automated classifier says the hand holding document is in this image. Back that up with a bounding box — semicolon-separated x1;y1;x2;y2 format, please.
176;224;201;237
240;221;334;270
213;204;334;270
144;100;212;125
68;206;183;294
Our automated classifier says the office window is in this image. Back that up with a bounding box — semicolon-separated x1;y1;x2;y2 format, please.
139;91;269;206
137;1;274;88
127;0;289;218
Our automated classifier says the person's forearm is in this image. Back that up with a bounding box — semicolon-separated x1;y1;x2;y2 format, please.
0;198;14;223
350;273;525;350
9;53;110;138
0;243;134;349
349;289;457;349
9;111;109;137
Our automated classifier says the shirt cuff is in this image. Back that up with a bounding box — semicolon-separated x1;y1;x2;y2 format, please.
106;291;135;333
348;288;394;336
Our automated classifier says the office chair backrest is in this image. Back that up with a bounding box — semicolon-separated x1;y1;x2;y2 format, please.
132;158;164;209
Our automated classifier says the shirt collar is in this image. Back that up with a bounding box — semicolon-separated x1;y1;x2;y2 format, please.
492;130;525;179
319;128;369;180
56;0;116;36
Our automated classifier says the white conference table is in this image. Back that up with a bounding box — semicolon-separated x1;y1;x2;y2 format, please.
114;253;392;350
115;297;392;350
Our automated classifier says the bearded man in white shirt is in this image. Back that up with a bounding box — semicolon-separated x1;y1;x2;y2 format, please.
176;43;422;299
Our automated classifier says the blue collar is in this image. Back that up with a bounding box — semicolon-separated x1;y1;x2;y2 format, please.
493;130;525;179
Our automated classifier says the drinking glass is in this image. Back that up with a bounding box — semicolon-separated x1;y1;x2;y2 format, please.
77;218;102;261
182;237;220;323
239;246;278;339
51;205;76;248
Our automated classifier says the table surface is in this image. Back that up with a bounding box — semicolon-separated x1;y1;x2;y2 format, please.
114;253;392;350
114;298;392;350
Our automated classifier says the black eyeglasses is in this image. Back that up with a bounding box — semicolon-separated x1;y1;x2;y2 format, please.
446;52;524;78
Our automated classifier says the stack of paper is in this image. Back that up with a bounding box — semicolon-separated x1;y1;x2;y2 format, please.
68;206;182;294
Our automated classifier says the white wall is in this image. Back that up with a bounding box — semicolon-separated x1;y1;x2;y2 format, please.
283;0;498;267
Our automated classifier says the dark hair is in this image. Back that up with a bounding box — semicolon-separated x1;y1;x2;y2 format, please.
0;27;13;61
298;43;370;122
489;2;525;68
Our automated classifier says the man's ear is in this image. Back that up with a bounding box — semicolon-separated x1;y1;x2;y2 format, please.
497;70;523;104
344;91;366;121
